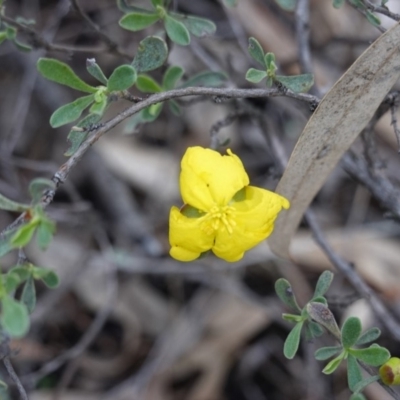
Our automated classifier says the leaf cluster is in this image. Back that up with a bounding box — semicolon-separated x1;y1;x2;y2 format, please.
117;0;216;46
332;0;381;26
276;271;391;399
245;37;314;93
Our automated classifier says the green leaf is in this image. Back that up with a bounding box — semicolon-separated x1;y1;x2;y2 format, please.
322;352;345;374
0;193;30;212
274;0;297;11
350;345;390;366
310;296;327;304
29;178;55;204
164;15;190;46
4;273;22;293
36;218;55;250
50;94;95;128
274;278;301;313
313;270;334;298
33;267;59;288
1;296;29;337
356;327;381;346
305;320;324;340
107;65;137;92
142;103;163;121
168;100;181;116
315;346;342;361
132;36;168;73
353;376;380;393
119;11;159;31
13;39;32;52
171;13;216;37
333;0;345;8
151;0;164;6
306;302;341;339
89;96;108;116
0;31;8;44
163;66;184;90
366;11;381;27
0;231;15;258
8;266;30;282
37;58;97;93
282;313;303;323
64;113;101;156
283;321;303;359
342;317;362;349
248;37;265;67
275;74;314;93
11;222;37;248
348;354;363;392
21;276;36;314
180;71;227;88
117;0;150;13
6;26;16;40
246;68;267;83
264;52;277;71
136;74;162;93
86;59;108;85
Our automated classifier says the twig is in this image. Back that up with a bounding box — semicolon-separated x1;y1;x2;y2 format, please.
362;0;400;21
70;0;132;60
305;209;400;342
0;339;28;400
346;0;386;33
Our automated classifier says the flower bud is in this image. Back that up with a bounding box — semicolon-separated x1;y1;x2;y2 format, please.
379;357;400;385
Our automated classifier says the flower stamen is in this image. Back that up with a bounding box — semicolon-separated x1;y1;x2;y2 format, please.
201;205;236;235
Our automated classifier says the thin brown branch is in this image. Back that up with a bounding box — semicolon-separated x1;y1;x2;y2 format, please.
362;0;400;21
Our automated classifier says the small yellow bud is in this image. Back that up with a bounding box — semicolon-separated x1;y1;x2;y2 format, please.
380;357;400;385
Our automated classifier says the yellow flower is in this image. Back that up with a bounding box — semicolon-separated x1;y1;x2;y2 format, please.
169;146;290;262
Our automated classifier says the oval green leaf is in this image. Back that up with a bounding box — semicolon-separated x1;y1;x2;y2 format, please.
274;278;301;312
21;276;36;314
119;11;159;31
315;346;342;361
1;296;29;337
37;58;97;93
163;65;184;90
283;321;303;359
322;352;345;374
107;65;137;91
275;74;314;93
132;36;168;73
246;68;267;83
164;15;190;46
33;267;60;288
313;270;334;298
172;13;216;37
248;37;265;67
347;354;363;392
0;193;30;212
136;74;162;93
50;94;95;128
86;59;108;85
356;327;381;346
342;317;362;349
350;345;390;366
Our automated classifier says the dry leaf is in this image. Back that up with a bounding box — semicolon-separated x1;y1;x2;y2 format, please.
269;22;400;258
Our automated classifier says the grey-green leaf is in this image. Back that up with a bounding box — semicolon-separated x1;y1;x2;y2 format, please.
1;296;29;337
353;376;380;394
168;100;181;116
33;267;60;288
21;276;36;314
333;0;345;8
107;65;137;91
356;327;381;346
36;218;55;250
283;321;303;359
350;345;390;366
366;11;381;27
350;394;366;400
86;59;108;85
315;346;342;361
180;71;227;88
50;94;95;128
37;58;97;93
246;68;267;83
89;96;108;116
11;222;37;248
163;65;184;90
307;302;341;339
64;113;101;156
132;36;168;73
172;13;216;38
164;15;190;46
119;11;159;31
274;278;301;313
322;352;345;374
275;74;314;93
342;317;362;349
248;37;265;67
347;354;363;392
313;270;334;298
29;178;55;204
136;74;162;93
0;193;30;212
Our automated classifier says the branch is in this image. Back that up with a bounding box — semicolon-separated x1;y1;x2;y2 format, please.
362;0;400;21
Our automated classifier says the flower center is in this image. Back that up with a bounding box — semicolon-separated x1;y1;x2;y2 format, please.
201;205;236;235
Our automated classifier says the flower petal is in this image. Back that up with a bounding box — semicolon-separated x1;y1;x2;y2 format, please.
212;186;289;261
169;206;215;262
180;147;249;211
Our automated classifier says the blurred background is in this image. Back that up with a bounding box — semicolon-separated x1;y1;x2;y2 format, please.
1;0;400;399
